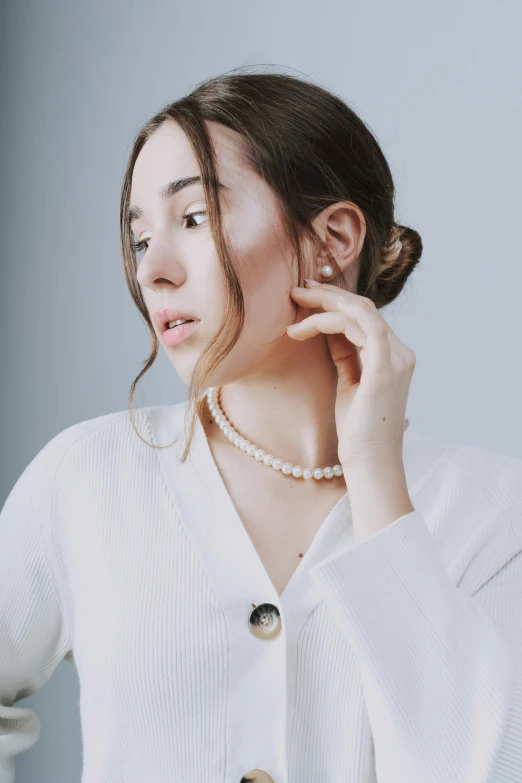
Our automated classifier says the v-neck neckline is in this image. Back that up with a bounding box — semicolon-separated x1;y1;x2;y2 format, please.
148;397;451;626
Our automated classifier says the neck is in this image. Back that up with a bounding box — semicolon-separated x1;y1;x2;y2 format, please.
202;347;343;471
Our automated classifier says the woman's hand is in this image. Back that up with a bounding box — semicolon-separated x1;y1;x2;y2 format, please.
287;279;416;472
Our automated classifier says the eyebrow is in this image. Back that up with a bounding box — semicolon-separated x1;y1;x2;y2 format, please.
128;175;228;227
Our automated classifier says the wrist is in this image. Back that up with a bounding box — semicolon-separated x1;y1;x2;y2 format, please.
342;462;414;543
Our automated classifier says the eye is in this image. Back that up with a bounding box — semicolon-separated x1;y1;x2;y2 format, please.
182;210;207;229
131;210;207;257
132;239;149;254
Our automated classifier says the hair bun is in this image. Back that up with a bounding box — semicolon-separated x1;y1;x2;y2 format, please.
374;224;423;308
378;225;403;272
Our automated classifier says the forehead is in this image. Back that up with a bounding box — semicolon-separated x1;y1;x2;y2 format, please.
130;119;249;201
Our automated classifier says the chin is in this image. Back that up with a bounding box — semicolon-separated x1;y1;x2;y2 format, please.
164;356;199;387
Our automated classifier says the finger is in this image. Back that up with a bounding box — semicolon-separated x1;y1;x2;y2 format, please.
325;331;362;386
384;321;417;369
337;301;392;377
287;310;368;345
326;292;409;371
291;285;363;313
293;283;414;380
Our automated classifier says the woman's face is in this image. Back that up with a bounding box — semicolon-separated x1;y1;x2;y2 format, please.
130;118;311;388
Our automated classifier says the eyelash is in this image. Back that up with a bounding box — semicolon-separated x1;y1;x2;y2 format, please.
132;210;207;253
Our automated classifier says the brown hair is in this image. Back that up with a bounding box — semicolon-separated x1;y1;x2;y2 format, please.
119;68;422;460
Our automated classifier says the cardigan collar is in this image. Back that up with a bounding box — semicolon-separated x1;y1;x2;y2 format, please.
147;398;451;632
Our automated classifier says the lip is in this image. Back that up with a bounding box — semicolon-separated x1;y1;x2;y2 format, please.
153;308;200;334
161;319;199;347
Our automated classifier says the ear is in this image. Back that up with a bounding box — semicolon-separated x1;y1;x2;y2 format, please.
311;200;366;280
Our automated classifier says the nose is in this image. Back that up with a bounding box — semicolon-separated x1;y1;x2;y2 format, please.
135;233;185;292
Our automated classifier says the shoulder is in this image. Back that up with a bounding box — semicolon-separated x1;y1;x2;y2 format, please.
446;442;522;508
452;441;522;544
437;442;522;531
28;408;145;478
416;437;522;591
18;401;187;489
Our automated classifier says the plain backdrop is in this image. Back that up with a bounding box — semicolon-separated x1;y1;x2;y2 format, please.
1;0;521;780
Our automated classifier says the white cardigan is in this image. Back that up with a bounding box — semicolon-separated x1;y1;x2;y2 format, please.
1;399;521;783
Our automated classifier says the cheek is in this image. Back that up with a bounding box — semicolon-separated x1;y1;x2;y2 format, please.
246;292;294;344
242;261;295;341
189;247;227;319
234;216;294;325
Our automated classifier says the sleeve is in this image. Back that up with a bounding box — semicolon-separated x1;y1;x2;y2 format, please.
0;434;74;783
308;509;522;783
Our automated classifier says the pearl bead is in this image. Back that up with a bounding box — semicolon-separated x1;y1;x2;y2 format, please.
205;387;348;483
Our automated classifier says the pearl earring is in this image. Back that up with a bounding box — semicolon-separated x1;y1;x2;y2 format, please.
320;265;333;278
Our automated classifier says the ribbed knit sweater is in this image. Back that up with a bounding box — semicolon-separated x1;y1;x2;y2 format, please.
1;399;522;783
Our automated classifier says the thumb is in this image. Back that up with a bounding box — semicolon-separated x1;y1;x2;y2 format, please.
326;332;361;386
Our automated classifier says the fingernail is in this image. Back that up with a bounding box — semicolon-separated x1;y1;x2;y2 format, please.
304;278;321;287
292;286;307;292
287;323;300;331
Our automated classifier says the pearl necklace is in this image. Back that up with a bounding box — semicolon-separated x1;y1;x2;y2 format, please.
205;386;344;480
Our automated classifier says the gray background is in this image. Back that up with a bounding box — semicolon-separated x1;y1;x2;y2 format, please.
1;0;521;780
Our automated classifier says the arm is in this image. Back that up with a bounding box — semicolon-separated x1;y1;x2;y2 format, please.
0;436;74;783
309;505;522;783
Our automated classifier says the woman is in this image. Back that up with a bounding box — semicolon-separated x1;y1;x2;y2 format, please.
1;71;521;783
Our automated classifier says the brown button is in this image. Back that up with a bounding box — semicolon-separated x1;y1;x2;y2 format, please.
248;603;282;640
240;769;275;782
